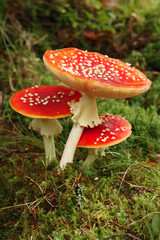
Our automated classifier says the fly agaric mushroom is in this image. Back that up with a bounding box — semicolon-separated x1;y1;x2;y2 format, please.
43;48;151;169
77;114;132;167
10;85;82;165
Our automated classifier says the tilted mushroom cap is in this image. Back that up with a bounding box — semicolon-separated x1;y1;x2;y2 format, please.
43;48;151;99
10;85;82;165
10;85;82;118
77;114;132;148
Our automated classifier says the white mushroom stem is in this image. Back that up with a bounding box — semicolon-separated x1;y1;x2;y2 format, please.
59;94;101;170
60;123;84;170
82;148;106;168
69;94;101;128
43;135;56;165
29;118;62;166
82;149;96;168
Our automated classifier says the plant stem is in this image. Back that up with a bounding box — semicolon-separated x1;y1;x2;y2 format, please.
69;94;101;128
60;123;84;170
30;118;62;166
60;94;101;170
43;135;56;166
82;149;97;168
82;148;106;168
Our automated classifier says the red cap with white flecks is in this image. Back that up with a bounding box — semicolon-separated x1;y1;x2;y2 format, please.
77;114;132;148
43;48;151;99
10;85;82;118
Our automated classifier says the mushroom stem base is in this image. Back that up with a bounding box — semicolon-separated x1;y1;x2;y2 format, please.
82;150;97;168
60;123;84;170
82;148;106;168
30;118;62;166
43;135;56;166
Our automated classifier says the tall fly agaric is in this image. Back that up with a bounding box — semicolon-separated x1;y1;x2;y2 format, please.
10;85;82;166
43;48;151;169
77;114;132;167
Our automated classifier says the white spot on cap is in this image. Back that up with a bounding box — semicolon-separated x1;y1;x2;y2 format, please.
68;91;75;97
43;101;48;105
110;132;115;135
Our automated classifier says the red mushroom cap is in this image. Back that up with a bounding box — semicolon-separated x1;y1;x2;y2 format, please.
43;48;151;99
77;114;132;148
10;85;82;118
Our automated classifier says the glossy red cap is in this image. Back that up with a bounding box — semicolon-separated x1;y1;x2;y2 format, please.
43;48;151;99
77;114;132;148
10;85;82;118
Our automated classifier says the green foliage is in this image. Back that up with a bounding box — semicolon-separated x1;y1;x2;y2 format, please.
152;214;160;236
0;0;7;24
